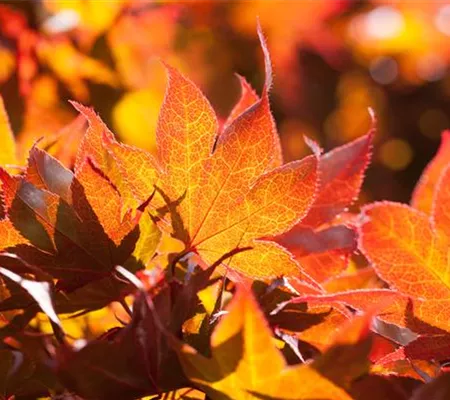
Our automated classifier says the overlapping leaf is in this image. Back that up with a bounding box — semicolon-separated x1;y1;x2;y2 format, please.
56;264;217;400
355;134;450;362
175;286;372;400
0;146;160;317
274;125;374;282
73;24;318;284
154;25;319;282
276;130;450;364
0;6;445;399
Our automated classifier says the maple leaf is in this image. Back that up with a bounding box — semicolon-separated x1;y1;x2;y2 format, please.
355;151;450;361
0;147;160;317
174;285;373;400
73;24;318;284
300;121;375;230
359;202;450;328
274;122;374;282
154;24;317;282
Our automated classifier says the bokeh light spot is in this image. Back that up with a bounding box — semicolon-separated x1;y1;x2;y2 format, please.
435;5;450;36
416;54;447;82
43;9;80;34
365;6;405;39
419;109;450;138
370;56;398;84
379;138;413;170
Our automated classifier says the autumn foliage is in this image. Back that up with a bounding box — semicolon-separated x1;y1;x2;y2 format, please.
2;3;450;400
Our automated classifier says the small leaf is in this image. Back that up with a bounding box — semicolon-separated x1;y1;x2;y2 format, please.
0;267;60;328
300;126;374;228
25;146;73;203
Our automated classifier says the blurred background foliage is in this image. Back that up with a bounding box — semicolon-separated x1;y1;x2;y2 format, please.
1;0;450;204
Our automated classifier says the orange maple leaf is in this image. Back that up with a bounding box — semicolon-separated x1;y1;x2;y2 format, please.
73;24;319;284
355;133;450;361
153;25;318;282
274;119;374;282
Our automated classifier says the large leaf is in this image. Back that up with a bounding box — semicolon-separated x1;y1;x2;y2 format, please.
149;25;318;281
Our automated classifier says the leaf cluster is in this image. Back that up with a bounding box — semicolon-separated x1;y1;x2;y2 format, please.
1;23;450;400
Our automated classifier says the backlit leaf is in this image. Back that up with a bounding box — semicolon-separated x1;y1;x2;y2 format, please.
175;286;357;400
222;75;259;132
0;95;16;168
0;154;144;293
273;128;373;283
275;225;356;282
359;202;450;300
300;126;374;228
431;163;450;238
73;102;160;214
411;130;450;214
146;24;318;281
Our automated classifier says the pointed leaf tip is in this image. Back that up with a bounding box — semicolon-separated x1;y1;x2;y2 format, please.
256;19;273;94
303;135;323;157
367;107;377;136
0;267;61;327
368;107;375;121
